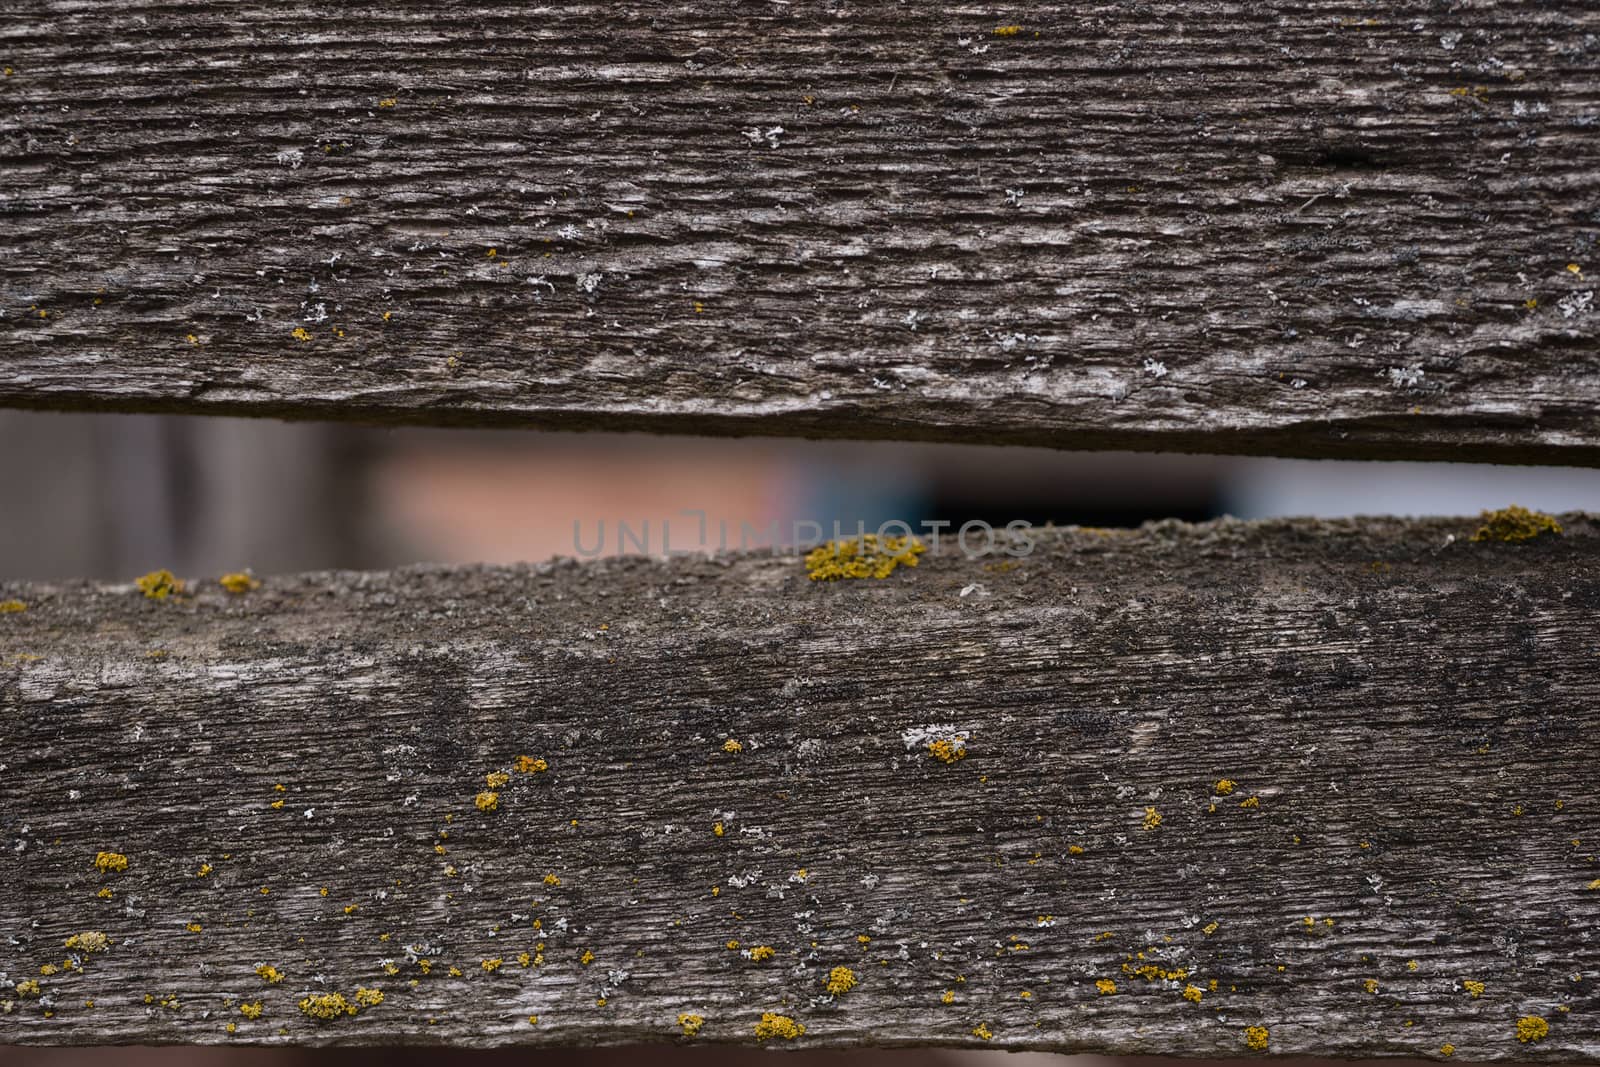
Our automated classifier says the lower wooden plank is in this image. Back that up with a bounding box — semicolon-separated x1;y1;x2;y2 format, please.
0;515;1596;1057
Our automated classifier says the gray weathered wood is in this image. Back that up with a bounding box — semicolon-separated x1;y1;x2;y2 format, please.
2;515;1597;1056
3;3;1599;464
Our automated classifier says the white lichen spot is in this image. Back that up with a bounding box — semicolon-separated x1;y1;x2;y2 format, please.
577;273;603;294
902;724;970;752
1142;358;1168;379
743;126;784;148
1004;188;1025;206
275;149;304;170
1557;291;1592;319
1386;365;1425;389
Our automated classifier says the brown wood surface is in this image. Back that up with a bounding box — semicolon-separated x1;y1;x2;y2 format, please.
1;515;1597;1056
2;3;1599;463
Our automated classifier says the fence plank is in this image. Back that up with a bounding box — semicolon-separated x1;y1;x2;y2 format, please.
1;515;1596;1055
3;4;1599;463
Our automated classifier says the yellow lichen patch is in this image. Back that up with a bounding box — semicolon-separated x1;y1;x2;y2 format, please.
196;863;213;878
1096;979;1117;995
1587;878;1600;890
927;738;967;764
1472;506;1561;543
298;992;356;1019
1440;1044;1455;1057
1142;807;1162;830
1240;796;1260;809
16;979;41;998
517;952;531;967
63;931;110;954
485;770;510;788
713;821;725;837
1182;984;1203;1003
1068;844;1085;855
1202;921;1219;936
354;988;383;1007
1124;959;1189;983
804;535;925;581
255;964;285;984
136;570;183;600
754;1012;805;1040
1462;979;1485;997
1516;1016;1548;1043
1215;778;1235;795
825;966;857;995
1244;1025;1270;1051
94;851;129;874
678;1012;705;1036
96;886;113;899
514;755;548;773
218;572;260;594
543;873;561;886
993;24;1022;35
746;945;776;962
481;958;503;973
291;327;313;342
1363;978;1380;994
972;1022;994;1040
377;98;397;108
580;949;595;966
474;791;500;812
0;599;26;613
722;739;743;754
185;922;203;933
239;1002;263;1019
941;989;955;1004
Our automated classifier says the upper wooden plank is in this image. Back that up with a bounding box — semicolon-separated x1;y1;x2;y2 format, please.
1;2;1598;462
0;515;1597;1055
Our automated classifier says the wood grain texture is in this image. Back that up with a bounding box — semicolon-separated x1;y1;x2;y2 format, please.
3;3;1600;462
1;515;1597;1056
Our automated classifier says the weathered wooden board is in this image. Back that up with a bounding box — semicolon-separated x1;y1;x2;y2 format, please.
1;515;1596;1056
2;3;1599;463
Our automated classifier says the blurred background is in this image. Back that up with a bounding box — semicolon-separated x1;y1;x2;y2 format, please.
2;409;1599;582
4;409;1594;1067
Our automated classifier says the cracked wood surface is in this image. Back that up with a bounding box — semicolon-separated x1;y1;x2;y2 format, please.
3;3;1600;463
1;515;1597;1056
